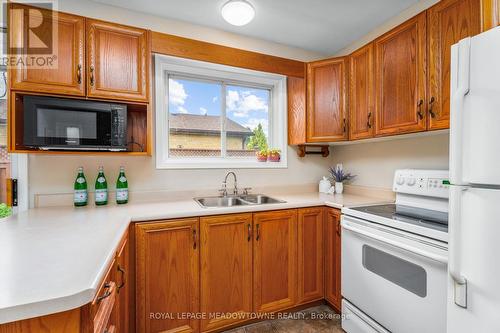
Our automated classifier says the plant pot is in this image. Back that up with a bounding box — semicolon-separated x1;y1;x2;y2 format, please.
335;182;344;194
268;154;281;162
256;154;268;162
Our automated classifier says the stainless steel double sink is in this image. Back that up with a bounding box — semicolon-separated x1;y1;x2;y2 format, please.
194;194;285;208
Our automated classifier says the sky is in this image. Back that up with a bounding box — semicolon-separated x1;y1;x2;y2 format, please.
168;78;270;136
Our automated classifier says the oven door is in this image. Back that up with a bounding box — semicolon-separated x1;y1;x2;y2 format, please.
24;96;113;149
341;215;448;333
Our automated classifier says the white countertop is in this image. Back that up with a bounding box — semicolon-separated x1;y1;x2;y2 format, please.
0;191;391;324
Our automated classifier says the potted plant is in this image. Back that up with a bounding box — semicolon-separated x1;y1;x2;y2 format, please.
268;149;281;162
256;149;268;162
0;203;12;219
329;164;355;194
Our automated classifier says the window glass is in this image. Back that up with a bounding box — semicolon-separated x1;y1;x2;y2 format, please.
168;78;222;158
226;85;270;157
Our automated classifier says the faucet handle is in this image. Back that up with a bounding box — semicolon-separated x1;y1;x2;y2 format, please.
218;188;227;197
243;187;252;195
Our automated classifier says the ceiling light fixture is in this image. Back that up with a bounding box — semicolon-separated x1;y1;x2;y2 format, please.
221;0;255;26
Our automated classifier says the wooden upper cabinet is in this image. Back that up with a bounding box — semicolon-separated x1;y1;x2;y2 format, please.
9;4;85;96
428;0;481;130
481;0;500;31
307;58;348;142
349;43;375;140
374;12;427;136
297;207;324;304
86;19;149;102
253;210;297;313
200;214;253;332
324;208;342;312
288;76;307;145
135;219;199;333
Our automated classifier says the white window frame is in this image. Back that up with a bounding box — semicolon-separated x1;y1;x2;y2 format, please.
154;54;287;169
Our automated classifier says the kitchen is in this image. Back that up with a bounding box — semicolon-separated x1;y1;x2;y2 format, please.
0;0;499;332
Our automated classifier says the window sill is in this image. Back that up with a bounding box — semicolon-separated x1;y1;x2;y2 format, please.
156;158;288;169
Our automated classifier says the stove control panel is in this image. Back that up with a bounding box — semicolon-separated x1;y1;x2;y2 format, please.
393;169;450;199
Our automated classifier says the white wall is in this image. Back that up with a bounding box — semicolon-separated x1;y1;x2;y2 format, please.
331;133;449;189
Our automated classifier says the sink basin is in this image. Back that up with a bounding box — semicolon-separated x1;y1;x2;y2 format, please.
194;196;246;208
238;194;285;205
194;194;285;208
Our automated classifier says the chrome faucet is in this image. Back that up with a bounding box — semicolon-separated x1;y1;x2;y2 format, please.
220;171;238;196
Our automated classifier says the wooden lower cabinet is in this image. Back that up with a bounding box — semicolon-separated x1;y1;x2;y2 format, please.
297;207;324;303
253;210;298;313
114;232;130;333
200;214;253;332
136;218;200;333
324;208;342;312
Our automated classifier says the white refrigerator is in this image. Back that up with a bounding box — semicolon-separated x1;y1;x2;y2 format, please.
448;26;500;332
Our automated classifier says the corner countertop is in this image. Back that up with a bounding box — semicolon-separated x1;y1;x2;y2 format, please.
0;191;392;324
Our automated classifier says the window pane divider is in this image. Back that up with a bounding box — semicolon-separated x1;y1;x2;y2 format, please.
221;83;227;158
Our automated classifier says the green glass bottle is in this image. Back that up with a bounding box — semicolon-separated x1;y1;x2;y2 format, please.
95;166;108;206
116;166;128;204
74;167;88;207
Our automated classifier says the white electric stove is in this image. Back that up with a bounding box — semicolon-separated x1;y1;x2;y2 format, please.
340;169;450;333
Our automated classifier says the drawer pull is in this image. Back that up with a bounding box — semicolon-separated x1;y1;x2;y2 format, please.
97;283;112;303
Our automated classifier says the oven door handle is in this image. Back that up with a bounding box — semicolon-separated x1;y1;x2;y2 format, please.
341;221;448;264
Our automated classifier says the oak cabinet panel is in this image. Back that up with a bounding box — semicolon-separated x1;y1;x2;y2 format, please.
324;208;342;312
136;219;199;333
349;43;375;140
307;58;348;142
288;76;307;145
114;233;130;333
253;210;298;313
374;13;427;136
200;214;253;332
427;0;481;130
87;19;149;102
297;207;324;303
9;4;85;96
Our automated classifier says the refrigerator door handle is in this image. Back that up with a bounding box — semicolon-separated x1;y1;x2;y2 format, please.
449;186;468;308
449;37;471;185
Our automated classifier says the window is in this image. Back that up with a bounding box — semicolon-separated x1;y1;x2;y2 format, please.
155;54;287;169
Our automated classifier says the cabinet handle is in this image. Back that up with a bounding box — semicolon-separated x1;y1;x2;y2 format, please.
256;224;260;241
343;118;347;133
367;112;372;129
117;265;125;292
247;223;252;242
77;64;82;84
429;96;436;118
193;229;197;249
336;221;341;236
90;66;95;86
97;283;112;303
416;99;424;120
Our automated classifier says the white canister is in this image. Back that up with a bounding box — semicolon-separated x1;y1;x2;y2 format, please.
319;177;332;193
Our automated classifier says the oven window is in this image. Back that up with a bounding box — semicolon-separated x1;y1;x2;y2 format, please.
36;108;98;139
362;245;427;297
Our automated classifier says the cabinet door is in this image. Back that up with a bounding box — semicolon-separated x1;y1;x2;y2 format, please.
9;4;85;96
481;0;500;31
115;233;130;333
307;58;348;142
200;214;253;332
87;19;149;102
288;76;307;145
253;210;297;313
349;43;375;140
136;219;199;333
297;207;324;303
428;0;480;130
324;208;341;312
374;13;427;136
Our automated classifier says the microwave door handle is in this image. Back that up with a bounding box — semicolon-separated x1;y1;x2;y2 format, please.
341;220;448;264
449;186;468;308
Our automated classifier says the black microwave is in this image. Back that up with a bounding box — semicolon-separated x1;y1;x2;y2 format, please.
23;96;127;151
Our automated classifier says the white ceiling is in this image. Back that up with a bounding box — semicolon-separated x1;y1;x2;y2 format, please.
92;0;419;55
